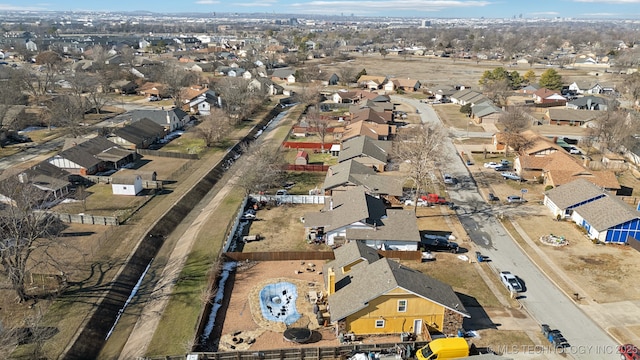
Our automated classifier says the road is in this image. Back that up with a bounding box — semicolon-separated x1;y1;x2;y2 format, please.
396;96;620;359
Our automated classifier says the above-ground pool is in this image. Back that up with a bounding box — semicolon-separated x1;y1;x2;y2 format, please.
259;282;301;325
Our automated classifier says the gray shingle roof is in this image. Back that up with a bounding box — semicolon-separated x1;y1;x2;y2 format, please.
544;178;606;209
113;118;165;145
59;137;129;168
338;136;390;164
303;186;386;231
346;209;421;243
328;258;469;322
573;195;640;231
323;160;402;196
323;160;376;191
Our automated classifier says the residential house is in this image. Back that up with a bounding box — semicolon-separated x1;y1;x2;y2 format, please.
271;68;296;83
111;173;143;196
470;101;503;124
566;95;608;111
518;84;539;95
185;89;218;115
48;137;135;175
324;242;469;336
248;77;284;95
322;160;403;196
338;136;390;172
0;162;71;205
450;89;487;106
190;62;217;73
430;86;457;102
109;118;166;150
545;108;600;126
357;75;387;90
544;179;640;243
349;107;390;124
124;108;190;132
303;186;387;246
533;88;566;105
384;78;421;93
332;91;361;104
137;82;167;99
342;120;395;142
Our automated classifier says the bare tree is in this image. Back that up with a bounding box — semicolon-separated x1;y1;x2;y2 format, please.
337;66;357;86
19;51;63;104
498;106;531;156
592;109;634;152
215;77;261;124
393;123;447;213
46;95;87;136
0;68;28;147
0;181;64;302
235;142;285;195
196;108;232;147
307;107;331;153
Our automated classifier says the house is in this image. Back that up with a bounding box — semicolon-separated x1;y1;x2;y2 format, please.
430;86;457;102
111;172;143;196
342;120;395;142
324;242;469;336
384;78;421;93
470;101;503;124
185;89;218;115
518;84;539;94
294;150;309;165
124;108;190;132
357;75;387;90
109;118;166;150
533;88;566;105
450;89;487;106
48;137;136;175
349;107;390;124
248;77;284;95
544;179;640;243
338;136;390;172
0;162;71;205
270;68;296;83
303;186;387;246
322;160;403;196
566;96;608;111
545;108;600;126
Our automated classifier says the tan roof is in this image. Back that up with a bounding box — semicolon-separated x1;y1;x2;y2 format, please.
519;130;565;155
342;120;391;141
547;108;599;122
357;75;386;84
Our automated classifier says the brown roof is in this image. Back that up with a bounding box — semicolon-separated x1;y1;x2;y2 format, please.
342;120;391;141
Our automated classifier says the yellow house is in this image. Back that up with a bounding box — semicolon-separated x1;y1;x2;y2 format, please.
324;242;469;337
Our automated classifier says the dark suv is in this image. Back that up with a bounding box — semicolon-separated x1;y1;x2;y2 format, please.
421;235;459;253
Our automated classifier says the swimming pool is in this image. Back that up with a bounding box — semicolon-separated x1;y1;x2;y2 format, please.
259;282;301;325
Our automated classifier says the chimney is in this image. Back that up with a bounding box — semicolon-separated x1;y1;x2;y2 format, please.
552;136;558;143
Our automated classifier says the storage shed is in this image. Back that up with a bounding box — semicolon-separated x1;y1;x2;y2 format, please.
295;150;309;165
111;173;143;196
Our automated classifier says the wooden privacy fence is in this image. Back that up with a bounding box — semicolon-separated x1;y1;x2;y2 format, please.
285;164;330;172
85;175;163;189
223;251;422;262
50;212;119;226
137;148;200;159
282;142;340;150
143;340;428;360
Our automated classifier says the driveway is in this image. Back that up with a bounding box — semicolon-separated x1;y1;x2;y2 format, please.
395;96;620;359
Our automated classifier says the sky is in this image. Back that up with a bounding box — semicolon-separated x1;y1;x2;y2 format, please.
1;0;640;18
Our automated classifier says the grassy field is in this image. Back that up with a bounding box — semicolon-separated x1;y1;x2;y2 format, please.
433;104;485;132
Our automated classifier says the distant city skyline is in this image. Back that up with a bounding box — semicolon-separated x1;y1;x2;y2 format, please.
1;0;640;18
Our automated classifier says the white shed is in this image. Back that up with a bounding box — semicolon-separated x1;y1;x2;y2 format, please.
111;173;143;196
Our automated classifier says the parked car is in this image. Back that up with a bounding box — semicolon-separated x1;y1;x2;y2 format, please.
275;189;288;196
506;195;526;203
569;147;581;155
421;193;447;205
484;162;500;169
421;235;459;253
502;172;523;181
500;271;523;292
405;198;429;207
443;173;454;185
500;159;510;166
618;344;640;360
494;165;510;172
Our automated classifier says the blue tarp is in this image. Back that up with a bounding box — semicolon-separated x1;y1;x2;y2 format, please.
259;282;301;325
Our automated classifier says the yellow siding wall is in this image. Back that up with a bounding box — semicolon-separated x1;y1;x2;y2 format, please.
345;288;445;335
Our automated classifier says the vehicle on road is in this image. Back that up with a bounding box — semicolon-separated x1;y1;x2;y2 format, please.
421;234;459;253
500;271;523;292
506;195;526;203
443;173;454;185
502;172;523;181
483;162;500;169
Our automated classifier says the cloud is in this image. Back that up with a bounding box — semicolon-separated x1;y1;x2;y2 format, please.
289;0;493;14
235;0;277;7
195;0;220;4
528;11;559;16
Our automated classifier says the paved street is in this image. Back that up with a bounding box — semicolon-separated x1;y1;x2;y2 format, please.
394;96;620;359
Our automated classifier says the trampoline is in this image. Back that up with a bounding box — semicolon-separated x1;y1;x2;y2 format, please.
283;327;312;343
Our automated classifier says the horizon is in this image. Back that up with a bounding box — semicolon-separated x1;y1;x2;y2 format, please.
1;0;640;19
